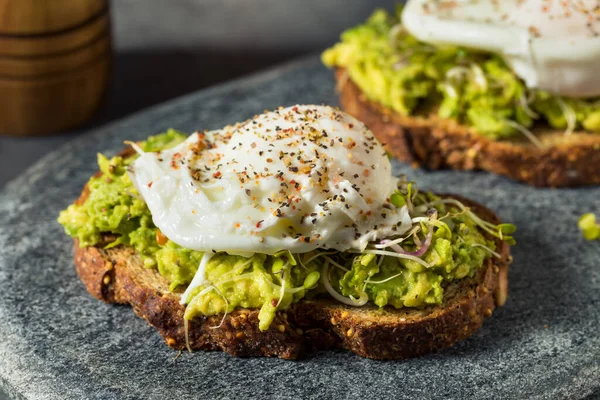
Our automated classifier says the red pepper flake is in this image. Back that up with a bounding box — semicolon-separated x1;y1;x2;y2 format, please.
212;171;222;179
528;25;541;37
148;182;153;188
271;299;279;307
256;220;264;228
363;169;370;177
155;230;168;245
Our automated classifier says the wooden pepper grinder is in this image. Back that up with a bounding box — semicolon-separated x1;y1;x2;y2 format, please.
0;0;111;135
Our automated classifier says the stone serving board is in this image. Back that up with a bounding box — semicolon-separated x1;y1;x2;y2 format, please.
0;56;599;400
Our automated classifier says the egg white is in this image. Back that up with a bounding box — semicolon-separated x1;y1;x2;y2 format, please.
402;0;600;97
130;105;411;256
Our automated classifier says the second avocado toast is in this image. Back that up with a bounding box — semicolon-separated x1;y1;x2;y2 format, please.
323;4;600;187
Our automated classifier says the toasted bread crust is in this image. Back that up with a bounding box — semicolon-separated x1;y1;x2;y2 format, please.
335;69;600;187
72;181;510;359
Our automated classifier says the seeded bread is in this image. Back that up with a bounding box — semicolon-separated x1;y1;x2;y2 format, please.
335;69;600;187
71;180;511;359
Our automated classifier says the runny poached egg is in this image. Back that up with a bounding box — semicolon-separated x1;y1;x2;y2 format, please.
130;105;411;256
402;0;600;97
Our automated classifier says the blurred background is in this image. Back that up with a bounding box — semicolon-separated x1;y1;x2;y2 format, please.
0;0;395;395
0;0;396;189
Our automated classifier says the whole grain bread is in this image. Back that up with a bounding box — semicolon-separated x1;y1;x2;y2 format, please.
71;181;511;359
335;69;600;187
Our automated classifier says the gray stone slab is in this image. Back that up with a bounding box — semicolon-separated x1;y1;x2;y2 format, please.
0;56;599;400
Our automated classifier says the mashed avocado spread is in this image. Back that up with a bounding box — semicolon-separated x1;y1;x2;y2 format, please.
58;131;514;331
322;7;600;140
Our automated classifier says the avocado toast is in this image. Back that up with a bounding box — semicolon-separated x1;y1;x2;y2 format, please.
322;7;600;187
59;106;513;359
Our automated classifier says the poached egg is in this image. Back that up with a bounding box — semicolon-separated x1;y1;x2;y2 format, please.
402;0;600;97
130;105;411;256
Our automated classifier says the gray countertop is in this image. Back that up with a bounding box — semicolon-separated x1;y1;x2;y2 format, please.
0;0;395;188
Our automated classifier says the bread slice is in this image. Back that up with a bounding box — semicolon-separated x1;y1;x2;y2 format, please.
335;69;600;187
71;180;511;359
